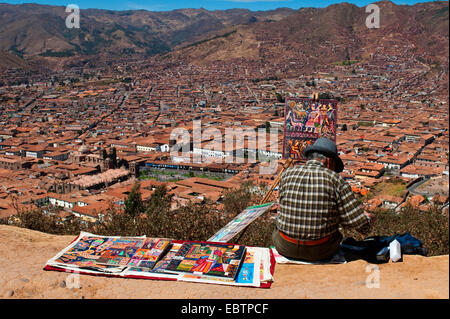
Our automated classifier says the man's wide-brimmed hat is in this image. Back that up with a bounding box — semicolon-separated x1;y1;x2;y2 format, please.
303;137;344;173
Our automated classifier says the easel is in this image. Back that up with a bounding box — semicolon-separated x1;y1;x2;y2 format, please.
233;157;294;243
259;91;319;205
233;92;320;242
259;157;294;205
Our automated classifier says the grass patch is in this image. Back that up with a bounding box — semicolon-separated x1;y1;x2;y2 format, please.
2;183;448;256
182;172;225;181
358;121;374;127
139;169;226;182
138;175;158;181
368;179;408;199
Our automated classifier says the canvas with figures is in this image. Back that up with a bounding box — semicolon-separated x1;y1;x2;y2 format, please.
283;98;338;160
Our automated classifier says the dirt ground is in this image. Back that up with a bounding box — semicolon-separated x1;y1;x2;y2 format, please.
0;225;448;299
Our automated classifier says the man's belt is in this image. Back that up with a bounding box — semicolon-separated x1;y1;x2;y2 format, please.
280;231;332;246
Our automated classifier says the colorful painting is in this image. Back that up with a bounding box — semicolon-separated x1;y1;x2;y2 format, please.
151;243;183;273
45;232;274;287
177;246;264;287
94;238;145;266
123;242;183;279
164;242;246;281
282;98;337;160
51;233;146;271
207;203;274;242
126;238;171;270
235;247;260;285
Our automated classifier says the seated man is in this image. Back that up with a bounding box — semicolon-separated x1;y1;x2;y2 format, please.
272;138;374;261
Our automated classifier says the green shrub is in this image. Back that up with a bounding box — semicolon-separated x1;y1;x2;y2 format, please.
221;182;255;218
342;204;449;256
167;199;226;241
16;209;64;234
7;208;92;236
4;183;448;257
96;207;139;237
124;182;145;217
232;217;276;247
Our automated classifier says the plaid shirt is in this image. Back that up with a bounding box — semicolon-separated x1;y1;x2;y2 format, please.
276;160;371;240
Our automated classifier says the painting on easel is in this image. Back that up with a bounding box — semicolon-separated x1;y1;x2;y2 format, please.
282;98;338;160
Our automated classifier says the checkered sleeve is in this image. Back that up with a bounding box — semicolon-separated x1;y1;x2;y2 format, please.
336;180;371;234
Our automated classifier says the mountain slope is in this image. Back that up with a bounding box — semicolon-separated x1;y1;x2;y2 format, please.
0;50;33;70
0;3;295;59
0;1;447;78
170;1;449;69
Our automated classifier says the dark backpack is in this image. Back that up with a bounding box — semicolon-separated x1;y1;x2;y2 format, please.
340;232;427;264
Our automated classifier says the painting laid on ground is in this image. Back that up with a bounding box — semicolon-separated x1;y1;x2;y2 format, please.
46;233;170;273
164;242;246;281
44;232;275;288
283;98;338;160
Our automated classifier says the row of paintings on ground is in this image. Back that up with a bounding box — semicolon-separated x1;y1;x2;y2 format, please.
44;231;274;288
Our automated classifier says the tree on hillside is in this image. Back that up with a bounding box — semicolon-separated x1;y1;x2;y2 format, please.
124;182;145;217
146;185;173;216
222;182;254;217
139;185;174;237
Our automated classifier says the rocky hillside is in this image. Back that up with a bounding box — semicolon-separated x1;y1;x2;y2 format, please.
170;1;449;68
0;225;448;299
0;50;36;70
0;3;294;59
1;1;448;74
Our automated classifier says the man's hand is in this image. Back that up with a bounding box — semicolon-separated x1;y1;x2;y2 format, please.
270;203;279;212
357;211;375;239
364;211;375;223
